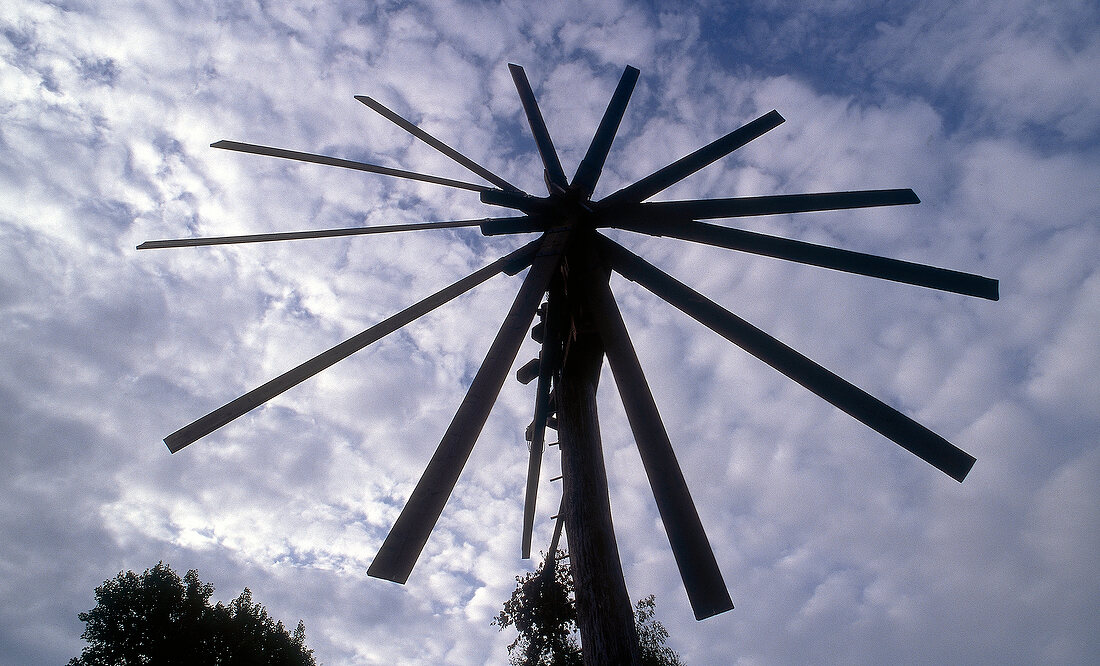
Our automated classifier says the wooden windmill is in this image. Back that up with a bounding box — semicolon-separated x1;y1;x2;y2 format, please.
142;64;997;657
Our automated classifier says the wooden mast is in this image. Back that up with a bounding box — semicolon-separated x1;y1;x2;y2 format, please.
554;248;641;664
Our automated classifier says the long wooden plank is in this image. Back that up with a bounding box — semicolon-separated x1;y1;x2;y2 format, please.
571;66;640;197
597;235;977;481
601;189;920;223
521;359;552;560
163;239;541;453
508;64;568;190
598;110;784;206
355;95;523;193
211;140;491;192
138;217;526;249
368;227;572;584
614;218;999;300
479;189;549;213
583;250;734;620
480;217;547;236
522;290;564;559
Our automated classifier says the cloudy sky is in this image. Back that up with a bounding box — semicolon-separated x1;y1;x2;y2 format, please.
2;0;1098;663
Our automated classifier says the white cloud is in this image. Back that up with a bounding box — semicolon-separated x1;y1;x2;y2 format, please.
2;1;1097;664
868;0;1100;143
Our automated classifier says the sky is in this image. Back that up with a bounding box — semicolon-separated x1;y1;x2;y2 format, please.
1;0;1098;664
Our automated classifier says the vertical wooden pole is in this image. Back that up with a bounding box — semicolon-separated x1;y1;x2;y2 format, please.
555;256;641;665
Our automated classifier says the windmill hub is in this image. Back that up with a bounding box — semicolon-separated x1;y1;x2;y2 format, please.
479;186;599;233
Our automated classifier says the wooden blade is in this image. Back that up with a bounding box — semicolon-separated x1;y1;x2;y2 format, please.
571;66;640;197
138;217;526;249
354;95;523;193
582;251;734;620
521;359;551;560
480;189;550;213
480;216;547;236
210;140;490;192
596;235;977;481
601;188;920;223
508;64;568;191
522;290;564;559
368;227;572;584
614;217;999;300
162;239;541;453
598;110;784;206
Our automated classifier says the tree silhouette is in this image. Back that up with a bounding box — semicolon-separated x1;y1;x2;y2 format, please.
633;596;684;666
495;553;682;665
69;562;315;666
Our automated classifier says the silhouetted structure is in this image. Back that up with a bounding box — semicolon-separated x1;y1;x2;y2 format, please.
143;64;997;663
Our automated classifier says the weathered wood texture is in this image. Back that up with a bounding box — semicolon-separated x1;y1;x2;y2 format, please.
557;258;641;665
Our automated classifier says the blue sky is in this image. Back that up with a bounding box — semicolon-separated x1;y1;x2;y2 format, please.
2;1;1098;663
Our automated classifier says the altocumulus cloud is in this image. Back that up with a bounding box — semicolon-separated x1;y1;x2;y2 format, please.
1;1;1097;664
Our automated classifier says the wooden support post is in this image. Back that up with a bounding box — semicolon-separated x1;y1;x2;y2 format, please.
555;256;641;665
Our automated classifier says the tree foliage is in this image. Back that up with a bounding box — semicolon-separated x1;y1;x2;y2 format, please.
634;595;684;666
494;553;581;665
69;562;315;666
495;553;682;666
